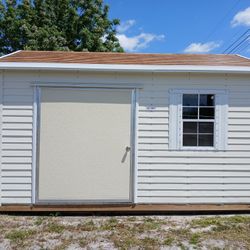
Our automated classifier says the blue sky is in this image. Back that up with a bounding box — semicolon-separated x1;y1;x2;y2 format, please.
104;0;250;56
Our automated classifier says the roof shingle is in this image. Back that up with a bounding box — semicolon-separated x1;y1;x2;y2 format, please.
1;50;250;66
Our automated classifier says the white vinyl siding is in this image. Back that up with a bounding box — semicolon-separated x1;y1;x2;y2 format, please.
0;70;250;204
137;75;250;204
0;71;35;204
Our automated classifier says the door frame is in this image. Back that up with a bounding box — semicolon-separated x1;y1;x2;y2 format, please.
32;84;138;205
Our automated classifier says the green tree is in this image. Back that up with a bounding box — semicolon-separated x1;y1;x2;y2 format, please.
0;0;123;54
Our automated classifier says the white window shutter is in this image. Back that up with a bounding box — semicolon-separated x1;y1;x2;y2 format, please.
169;89;229;151
216;91;229;150
169;90;181;150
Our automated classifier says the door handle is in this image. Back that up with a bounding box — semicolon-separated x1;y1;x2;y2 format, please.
126;146;131;152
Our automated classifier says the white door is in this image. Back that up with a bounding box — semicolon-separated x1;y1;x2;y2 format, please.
37;88;133;203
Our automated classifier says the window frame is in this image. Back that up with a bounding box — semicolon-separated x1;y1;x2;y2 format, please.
169;89;228;151
181;93;215;149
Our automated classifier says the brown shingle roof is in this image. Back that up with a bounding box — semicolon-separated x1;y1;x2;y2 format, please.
1;50;250;66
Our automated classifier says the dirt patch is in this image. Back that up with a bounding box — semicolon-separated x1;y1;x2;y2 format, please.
0;214;249;249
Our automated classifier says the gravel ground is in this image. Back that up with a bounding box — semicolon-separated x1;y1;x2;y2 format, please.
0;214;249;249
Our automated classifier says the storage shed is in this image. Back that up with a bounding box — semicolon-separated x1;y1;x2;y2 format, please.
0;50;250;212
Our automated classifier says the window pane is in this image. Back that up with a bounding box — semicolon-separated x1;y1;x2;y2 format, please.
199;134;214;146
183;94;198;106
183;107;198;119
199;122;214;134
200;94;214;106
199;107;214;119
183;122;198;133
183;134;197;146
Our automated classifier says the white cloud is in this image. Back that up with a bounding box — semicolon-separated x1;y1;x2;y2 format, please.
117;33;165;52
184;41;221;53
117;20;136;33
116;19;165;51
231;7;250;27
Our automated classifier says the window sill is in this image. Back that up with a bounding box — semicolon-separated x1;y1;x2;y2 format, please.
179;146;217;151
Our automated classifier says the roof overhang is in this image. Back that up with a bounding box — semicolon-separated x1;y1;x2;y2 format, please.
0;62;250;74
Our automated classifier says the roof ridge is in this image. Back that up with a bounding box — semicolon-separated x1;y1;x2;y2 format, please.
15;50;237;56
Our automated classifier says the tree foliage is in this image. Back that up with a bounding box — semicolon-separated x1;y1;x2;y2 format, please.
0;0;123;54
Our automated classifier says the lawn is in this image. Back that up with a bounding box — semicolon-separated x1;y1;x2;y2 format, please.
0;214;249;249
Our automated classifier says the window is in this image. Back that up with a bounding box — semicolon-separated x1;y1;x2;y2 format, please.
182;94;215;147
169;89;228;150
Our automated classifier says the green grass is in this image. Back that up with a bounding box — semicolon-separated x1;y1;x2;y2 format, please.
78;238;88;248
5;229;36;243
189;233;201;245
79;220;97;231
140;237;160;249
46;222;65;234
99;218;119;231
126;216;136;222
34;217;46;226
2;215;250;249
163;237;175;246
191;215;250;228
110;233;139;249
137;217;164;232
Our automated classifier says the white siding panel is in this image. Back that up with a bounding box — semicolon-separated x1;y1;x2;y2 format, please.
138;137;169;144
138;197;250;204
139;118;168;124
228;125;250;132
139;131;169;137
138;144;169;150
138;170;250;177
1;70;250;205
138;183;250;190
139;164;250;171
229;111;250;119
2;143;32;150
3;116;33;123
139;112;168;118
228;139;250;145
138;124;169;131
1;190;31;196
138;177;250;184
2;183;31;190
1;197;32;204
137;74;250;204
138;158;250;164
1;71;34;204
2;177;31;184
2;123;33;130
138;190;250;196
3;109;33;116
2;130;33;137
1;170;32;177
2;136;32;143
2;157;32;164
229;132;250;138
2;163;32;170
228;145;250;151
2;150;32;157
4;105;33;110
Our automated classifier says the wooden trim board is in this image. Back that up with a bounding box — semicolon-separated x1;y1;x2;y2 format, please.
0;204;250;213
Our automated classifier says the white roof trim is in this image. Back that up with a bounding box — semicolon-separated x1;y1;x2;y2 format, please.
0;50;22;59
0;62;250;73
236;54;250;60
